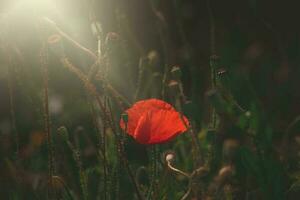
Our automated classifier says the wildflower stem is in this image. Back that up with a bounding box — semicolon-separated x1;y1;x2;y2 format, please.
7;54;19;160
206;0;218;130
40;44;55;198
43;17;97;60
147;146;159;199
110;102;144;200
167;161;190;178
88;95;107;200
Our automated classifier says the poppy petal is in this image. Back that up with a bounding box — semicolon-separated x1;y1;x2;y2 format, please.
146;109;188;144
120;99;175;136
120;99;189;144
133;111;153;144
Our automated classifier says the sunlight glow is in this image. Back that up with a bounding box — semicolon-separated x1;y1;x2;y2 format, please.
16;0;57;9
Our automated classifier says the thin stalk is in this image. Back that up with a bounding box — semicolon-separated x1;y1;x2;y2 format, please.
87;95;107;200
102;97;108;200
43;18;97;61
108;100;144;200
44;18;132;108
167;161;190;178
40;44;55;198
147;146;155;199
148;0;171;100
7;54;19;160
61;57;143;199
66;140;88;200
207;0;218;129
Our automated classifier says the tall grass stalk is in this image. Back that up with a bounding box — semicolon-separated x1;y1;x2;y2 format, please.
40;43;55;198
7;52;19;160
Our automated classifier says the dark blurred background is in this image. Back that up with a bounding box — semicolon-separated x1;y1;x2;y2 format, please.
0;0;300;199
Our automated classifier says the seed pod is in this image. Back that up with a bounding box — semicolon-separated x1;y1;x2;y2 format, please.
166;153;175;163
162;150;176;164
147;50;160;71
218;165;235;179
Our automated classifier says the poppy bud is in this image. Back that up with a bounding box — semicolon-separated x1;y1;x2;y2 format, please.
121;113;128;123
165;153;175;163
147;50;160;70
162;150;176;164
218;165;235;178
170;65;182;80
57;126;69;141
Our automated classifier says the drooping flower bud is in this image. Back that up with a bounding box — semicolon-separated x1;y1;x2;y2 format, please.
162;150;176;164
218;165;235;177
147;50;160;71
165;153;175;163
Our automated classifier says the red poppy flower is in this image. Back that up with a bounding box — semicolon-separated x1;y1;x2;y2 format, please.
120;99;189;144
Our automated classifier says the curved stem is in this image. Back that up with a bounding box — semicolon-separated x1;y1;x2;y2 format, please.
167;162;190;178
43;17;97;60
